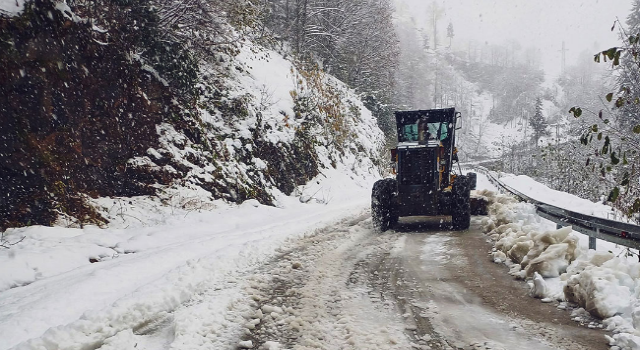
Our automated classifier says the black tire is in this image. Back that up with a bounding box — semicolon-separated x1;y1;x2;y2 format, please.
467;172;477;190
452;175;471;230
384;178;399;227
372;178;397;232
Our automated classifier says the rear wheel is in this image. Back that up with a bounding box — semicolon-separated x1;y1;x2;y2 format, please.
452;175;471;230
372;178;397;232
467;172;477;190
385;178;399;227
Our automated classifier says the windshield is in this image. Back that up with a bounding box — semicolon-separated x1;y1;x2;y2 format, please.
401;121;448;142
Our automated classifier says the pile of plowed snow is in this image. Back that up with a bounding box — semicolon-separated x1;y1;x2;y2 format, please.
477;189;640;349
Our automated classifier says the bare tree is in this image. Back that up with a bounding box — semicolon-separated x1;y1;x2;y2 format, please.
1;232;25;249
263;0;399;136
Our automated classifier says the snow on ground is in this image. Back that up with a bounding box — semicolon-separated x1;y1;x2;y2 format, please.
473;172;640;350
0;165;379;350
498;173;616;220
459;91;528;160
191;38;384;213
457;89;571;160
231;45;297;145
237;216;413;349
0;0;25;16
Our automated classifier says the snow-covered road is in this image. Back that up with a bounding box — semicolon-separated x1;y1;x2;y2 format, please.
389;219;608;350
0;169;378;350
1;171;616;350
238;215;609;350
8;209;610;350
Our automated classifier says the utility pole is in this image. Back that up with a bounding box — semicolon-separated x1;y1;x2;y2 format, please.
559;41;569;74
523;108;528;147
433;63;438;108
433;11;438;49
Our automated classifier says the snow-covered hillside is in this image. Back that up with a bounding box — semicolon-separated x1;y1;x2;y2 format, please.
0;0;25;16
0;4;389;348
102;39;386;229
391;3;537;162
0;1;386;230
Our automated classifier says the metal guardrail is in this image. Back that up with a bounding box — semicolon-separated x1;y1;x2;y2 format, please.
472;166;640;251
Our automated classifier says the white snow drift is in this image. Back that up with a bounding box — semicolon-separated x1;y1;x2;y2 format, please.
478;185;640;349
499;173;621;221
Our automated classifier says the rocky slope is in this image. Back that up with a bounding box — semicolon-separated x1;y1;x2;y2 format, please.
0;0;385;230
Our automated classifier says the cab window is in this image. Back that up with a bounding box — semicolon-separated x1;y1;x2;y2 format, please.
427;122;448;141
402;124;419;142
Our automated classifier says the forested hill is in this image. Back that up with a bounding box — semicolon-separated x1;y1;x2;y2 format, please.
0;0;397;230
5;0;638;230
450;59;545;124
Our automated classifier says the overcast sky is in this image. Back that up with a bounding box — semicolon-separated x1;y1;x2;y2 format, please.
394;0;633;81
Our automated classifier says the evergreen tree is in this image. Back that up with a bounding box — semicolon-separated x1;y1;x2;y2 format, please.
628;0;640;33
529;98;549;146
447;22;454;48
615;0;640;129
423;34;430;50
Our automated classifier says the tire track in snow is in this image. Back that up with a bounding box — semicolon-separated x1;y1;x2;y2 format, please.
238;213;416;349
6;205;374;350
94;212;608;350
92;211;381;350
365;217;608;350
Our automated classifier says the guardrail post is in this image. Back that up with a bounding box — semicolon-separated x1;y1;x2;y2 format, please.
590;228;598;250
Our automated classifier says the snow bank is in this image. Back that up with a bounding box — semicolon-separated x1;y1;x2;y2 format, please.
479;187;640;349
564;255;636;319
479;191;577;281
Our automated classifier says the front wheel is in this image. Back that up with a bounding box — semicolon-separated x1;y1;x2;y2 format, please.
372;178;397;232
452;175;471;230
